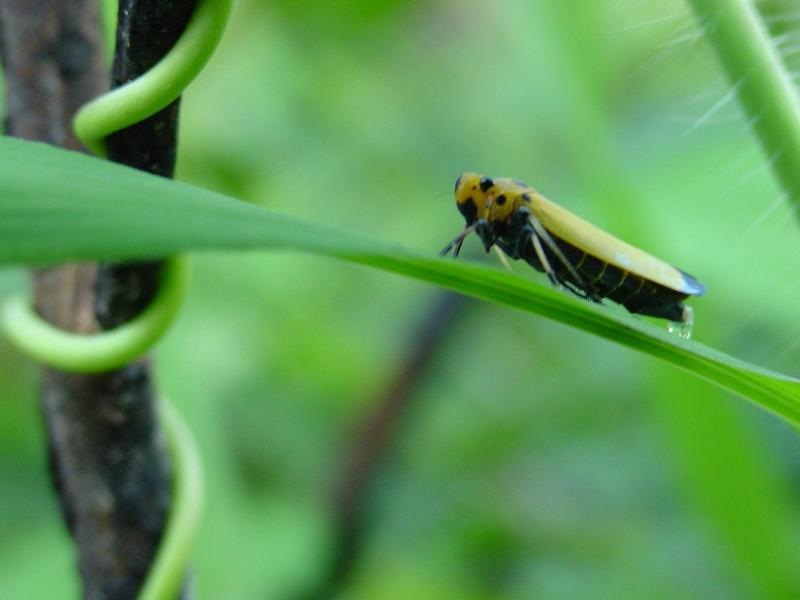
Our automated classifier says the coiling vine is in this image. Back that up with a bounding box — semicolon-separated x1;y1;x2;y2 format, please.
0;0;232;598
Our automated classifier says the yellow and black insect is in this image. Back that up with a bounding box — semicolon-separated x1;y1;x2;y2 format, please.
441;173;705;329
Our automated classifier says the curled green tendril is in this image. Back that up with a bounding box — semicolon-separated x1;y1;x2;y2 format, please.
1;256;189;372
139;398;204;600
74;0;233;156
1;0;233;597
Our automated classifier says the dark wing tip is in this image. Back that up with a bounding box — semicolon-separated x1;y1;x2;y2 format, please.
678;269;706;296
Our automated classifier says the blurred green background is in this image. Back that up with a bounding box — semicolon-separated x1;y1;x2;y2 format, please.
3;0;800;598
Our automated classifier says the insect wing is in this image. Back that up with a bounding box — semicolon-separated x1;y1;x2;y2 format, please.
528;193;704;295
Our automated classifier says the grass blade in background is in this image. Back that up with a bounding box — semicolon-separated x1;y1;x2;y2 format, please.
1;136;800;425
687;0;800;209
652;372;800;597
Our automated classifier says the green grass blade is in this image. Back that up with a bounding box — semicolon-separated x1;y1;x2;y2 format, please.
687;0;800;208
1;136;799;425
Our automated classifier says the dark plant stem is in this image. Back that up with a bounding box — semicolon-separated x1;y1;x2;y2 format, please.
313;292;468;598
0;1;194;598
96;0;196;325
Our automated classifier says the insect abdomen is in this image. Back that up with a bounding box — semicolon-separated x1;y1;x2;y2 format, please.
515;233;690;322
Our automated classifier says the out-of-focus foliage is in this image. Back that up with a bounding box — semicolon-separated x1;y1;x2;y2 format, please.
2;0;800;598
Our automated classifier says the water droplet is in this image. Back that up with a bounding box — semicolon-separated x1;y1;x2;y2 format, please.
667;306;694;339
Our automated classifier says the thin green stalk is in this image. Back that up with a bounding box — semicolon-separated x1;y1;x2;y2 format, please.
687;0;800;209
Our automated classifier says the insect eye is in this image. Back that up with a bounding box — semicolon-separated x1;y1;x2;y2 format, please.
453;174;463;193
479;176;494;192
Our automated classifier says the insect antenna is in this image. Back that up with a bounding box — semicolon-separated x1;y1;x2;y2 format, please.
440;225;475;257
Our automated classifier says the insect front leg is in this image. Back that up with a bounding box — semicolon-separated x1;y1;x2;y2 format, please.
440;224;476;257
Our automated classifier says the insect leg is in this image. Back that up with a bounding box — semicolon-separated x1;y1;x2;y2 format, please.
524;212;600;302
528;230;562;289
493;246;512;271
440;225;475;257
520;224;591;299
560;279;598;301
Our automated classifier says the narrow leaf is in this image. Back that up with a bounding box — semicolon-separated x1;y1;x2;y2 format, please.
1;137;799;425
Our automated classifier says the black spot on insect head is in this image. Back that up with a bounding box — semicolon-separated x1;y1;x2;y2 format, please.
496;194;507;205
454;174;463;193
458;196;478;224
479;176;494;192
521;193;531;202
